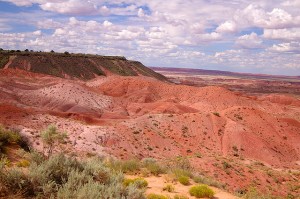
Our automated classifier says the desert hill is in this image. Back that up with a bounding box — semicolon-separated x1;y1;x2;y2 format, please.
0;50;167;81
0;66;300;197
0;50;300;198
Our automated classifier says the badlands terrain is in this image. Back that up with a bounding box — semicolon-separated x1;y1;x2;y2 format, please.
0;52;300;198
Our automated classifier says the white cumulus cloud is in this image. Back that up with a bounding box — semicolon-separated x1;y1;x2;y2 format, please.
263;28;300;41
216;21;237;33
236;32;263;49
268;42;300;53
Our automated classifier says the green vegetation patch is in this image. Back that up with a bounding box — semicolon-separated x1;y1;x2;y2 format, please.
178;175;190;186
123;177;148;189
142;158;166;176
147;193;168;199
173;195;189;199
189;184;215;198
162;184;175;192
0;154;146;199
106;159;141;174
0;126;21;154
0;54;9;68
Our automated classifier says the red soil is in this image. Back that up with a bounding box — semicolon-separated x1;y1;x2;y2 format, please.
0;69;299;197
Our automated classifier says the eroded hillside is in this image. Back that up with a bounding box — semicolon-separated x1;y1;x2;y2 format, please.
0;68;299;197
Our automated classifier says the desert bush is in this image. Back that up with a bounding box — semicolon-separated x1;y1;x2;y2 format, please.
189;185;215;198
140;168;151;177
173;195;189;199
28;153;83;195
1;153;146;198
178;175;190;185
172;168;193;179
242;187;273;199
29;150;45;165
193;175;225;189
147;193;169;199
41;125;67;157
83;158;111;184
0;167;33;196
58;179;104;199
172;156;192;171
0;126;21;153
0;55;9;69
16;148;27;159
163;184;175;192
0;156;11;167
123;178;148;189
127;184;147;199
107;158;141;174
122;159;141;173
222;161;231;169
16;159;30;167
142;158;166;176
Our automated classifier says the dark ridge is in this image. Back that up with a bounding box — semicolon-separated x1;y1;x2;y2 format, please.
0;50;168;81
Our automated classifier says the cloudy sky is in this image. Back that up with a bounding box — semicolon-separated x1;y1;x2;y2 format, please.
0;0;299;75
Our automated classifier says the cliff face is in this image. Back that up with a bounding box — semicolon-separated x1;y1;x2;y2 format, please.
0;51;167;81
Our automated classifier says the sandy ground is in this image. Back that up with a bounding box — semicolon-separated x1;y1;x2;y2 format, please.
126;174;239;199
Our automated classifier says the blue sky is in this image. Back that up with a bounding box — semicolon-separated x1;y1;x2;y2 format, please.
0;0;299;75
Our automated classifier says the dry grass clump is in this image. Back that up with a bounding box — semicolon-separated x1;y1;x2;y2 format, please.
147;193;169;199
189;184;215;198
162;184;175;192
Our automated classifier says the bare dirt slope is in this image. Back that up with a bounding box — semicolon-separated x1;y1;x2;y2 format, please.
0;68;299;197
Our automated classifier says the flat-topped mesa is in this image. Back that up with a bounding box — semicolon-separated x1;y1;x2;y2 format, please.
0;51;168;81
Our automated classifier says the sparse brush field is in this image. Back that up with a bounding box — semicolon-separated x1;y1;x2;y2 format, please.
0;125;286;199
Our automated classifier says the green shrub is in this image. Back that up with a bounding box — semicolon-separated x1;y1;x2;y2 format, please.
0;168;33;196
172;168;192;179
242;187;273;199
28;153;83;194
29;150;45;165
123;177;148;189
142;158;165;176
0;157;11;167
41;125;67;157
0;126;29;157
163;184;175;192
178;176;190;185
193;175;225;189
189;185;215;198
127;184;147;199
108;159;140;174
1;153;146;198
147;193;168;199
0;126;21;153
173;195;189;199
172;156;192;170
0;55;9;69
222;161;231;169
